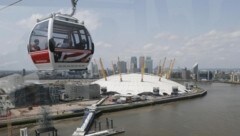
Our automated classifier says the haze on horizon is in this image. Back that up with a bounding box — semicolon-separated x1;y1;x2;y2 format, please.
0;0;240;70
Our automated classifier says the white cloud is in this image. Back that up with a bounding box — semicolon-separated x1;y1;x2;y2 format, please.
17;14;44;29
75;10;101;31
16;9;101;32
0;61;18;68
154;32;179;41
143;43;153;49
95;41;112;48
121;30;240;68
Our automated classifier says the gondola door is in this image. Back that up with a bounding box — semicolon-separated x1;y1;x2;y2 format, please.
49;19;94;70
28;20;53;70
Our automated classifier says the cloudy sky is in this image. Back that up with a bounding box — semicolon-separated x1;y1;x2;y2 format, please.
0;0;240;70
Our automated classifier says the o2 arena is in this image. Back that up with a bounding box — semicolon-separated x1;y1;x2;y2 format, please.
92;73;190;95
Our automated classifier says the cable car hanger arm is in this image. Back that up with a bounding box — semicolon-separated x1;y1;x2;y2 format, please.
70;0;78;17
37;0;79;23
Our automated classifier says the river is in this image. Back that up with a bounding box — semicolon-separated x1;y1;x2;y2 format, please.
1;83;240;136
97;83;240;136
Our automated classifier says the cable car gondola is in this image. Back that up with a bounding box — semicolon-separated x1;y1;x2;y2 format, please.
28;0;94;70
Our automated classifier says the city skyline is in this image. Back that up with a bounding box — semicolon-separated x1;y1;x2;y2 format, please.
1;0;240;70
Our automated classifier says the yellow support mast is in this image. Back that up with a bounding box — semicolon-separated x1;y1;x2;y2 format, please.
99;58;107;81
159;57;166;81
157;60;161;76
118;57;123;82
167;58;175;79
166;59;173;79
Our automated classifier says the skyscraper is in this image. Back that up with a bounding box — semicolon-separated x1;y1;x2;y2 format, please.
145;56;153;74
192;63;199;81
181;67;191;80
118;61;127;73
90;62;99;78
130;56;137;73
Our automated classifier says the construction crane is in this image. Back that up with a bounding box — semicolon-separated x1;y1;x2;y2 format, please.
99;58;107;81
167;58;175;79
159;57;166;81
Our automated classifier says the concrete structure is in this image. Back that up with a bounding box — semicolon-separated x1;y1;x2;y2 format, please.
64;83;100;100
130;56;137;73
192;63;199;81
145;56;153;74
92;73;190;95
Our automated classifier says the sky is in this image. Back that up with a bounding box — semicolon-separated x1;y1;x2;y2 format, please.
0;0;240;70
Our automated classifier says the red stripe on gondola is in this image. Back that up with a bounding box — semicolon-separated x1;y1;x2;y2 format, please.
30;50;50;64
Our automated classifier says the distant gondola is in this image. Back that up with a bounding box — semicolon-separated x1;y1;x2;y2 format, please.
28;0;94;70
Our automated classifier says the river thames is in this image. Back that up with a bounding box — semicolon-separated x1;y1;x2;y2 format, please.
103;82;240;136
1;83;240;136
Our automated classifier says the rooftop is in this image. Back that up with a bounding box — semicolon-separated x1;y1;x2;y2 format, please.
92;73;189;95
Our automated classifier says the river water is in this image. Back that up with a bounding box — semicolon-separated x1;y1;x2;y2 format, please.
98;83;240;136
1;83;240;136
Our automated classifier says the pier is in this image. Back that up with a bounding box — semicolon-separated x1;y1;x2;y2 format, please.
72;97;124;136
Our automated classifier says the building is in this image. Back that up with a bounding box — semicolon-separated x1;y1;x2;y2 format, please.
153;66;160;75
199;70;213;81
112;63;117;74
145;56;153;74
0;74;24;109
118;61;127;73
64;83;100;101
181;68;191;80
230;72;240;82
130;56;138;73
48;83;64;103
14;84;51;107
92;73;190;95
139;56;145;71
22;69;26;76
171;71;182;79
192;63;199;81
0;74;53;109
90;62;99;78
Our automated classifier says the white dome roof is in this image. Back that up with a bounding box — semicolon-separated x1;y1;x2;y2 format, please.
92;73;188;95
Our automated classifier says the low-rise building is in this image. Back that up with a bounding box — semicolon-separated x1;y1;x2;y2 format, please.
64;83;100;101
